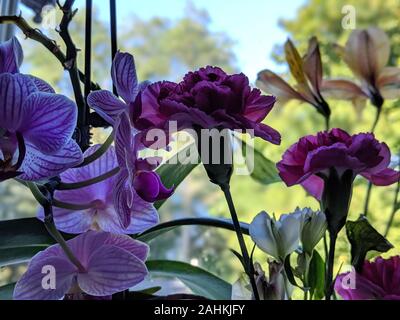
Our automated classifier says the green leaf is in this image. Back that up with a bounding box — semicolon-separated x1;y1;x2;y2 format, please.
146;260;232;300
0;218;55;249
0;246;45;267
155;144;200;209
240;138;280;185
346;215;393;272
0;283;15;300
136;217;249;242
308;250;325;300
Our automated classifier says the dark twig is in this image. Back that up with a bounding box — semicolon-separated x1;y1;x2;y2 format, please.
109;0;118;95
0;15;100;91
57;0;91;151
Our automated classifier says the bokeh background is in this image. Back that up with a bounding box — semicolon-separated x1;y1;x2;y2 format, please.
1;0;399;295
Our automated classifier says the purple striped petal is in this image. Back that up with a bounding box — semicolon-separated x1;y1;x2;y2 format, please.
13;255;76;300
103;233;149;261
0;73;36;131
87;90;127;125
111;52;138;103
37;207;94;234
124;195;159;234
113;168;133;228
19;139;83;181
27;75;55;93
20;92;77;154
77;244;147;296
67;231;109;267
0;37;23;74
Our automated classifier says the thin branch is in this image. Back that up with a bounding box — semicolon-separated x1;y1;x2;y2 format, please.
0;15;100;91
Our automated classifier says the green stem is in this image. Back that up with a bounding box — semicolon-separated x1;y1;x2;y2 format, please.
57;167;119;190
27;182;85;272
221;184;260;300
384;160;400;237
363;182;373;217
75;131;114;168
53;199;95;211
325;232;337;300
371;107;382;132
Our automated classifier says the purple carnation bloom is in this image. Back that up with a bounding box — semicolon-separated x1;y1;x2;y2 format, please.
0;38;83;181
37;144;159;234
13;231;149;300
114;113;173;228
277;128;400;200
137;66;281;145
335;256;400;300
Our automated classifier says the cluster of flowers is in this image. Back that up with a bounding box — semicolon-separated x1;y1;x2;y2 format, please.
1;26;400;300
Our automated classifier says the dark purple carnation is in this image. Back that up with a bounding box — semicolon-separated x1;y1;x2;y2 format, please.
137;66;281;145
335;256;400;300
277;128;400;199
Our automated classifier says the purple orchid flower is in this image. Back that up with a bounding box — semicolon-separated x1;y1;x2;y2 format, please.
277;128;400;200
114;113;173;228
37;144;159;234
335;256;400;300
0;37;82;181
13;231;149;300
87;51;141;126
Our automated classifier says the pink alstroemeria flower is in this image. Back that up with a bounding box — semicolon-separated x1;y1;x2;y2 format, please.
335;256;400;300
37;144;159;234
13;231;149;300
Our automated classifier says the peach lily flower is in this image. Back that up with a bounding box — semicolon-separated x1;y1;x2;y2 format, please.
322;27;400;122
257;37;331;127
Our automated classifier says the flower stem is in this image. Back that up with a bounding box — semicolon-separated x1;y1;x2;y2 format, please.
27;182;85;272
221;184;260;300
384;156;400;237
75;131;114;168
363;182;373;217
325;232;337;300
57;167;119;190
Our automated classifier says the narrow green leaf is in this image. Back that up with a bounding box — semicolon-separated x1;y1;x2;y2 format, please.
0;283;15;300
0;246;45;267
346;215;393;272
146;260;231;300
308;250;325;300
155;144;200;209
136;217;249;242
240;139;280;185
0;218;55;249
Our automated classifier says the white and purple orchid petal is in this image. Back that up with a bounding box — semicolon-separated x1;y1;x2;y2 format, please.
133;171;174;203
19;139;83;181
0;37;23;74
115;112;137;167
27;75;55;93
77;244;148;296
13;256;76;300
21;92;77;154
87;90;127;125
124;193;159;234
113;168;133;228
111;52;139;103
0;73;36;131
37;207;94;234
66;231;109;267
103;233;149;261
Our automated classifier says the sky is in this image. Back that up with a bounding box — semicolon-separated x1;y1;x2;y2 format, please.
72;0;306;82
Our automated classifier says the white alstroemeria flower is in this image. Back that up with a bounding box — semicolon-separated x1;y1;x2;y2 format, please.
249;211;302;261
298;207;327;255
